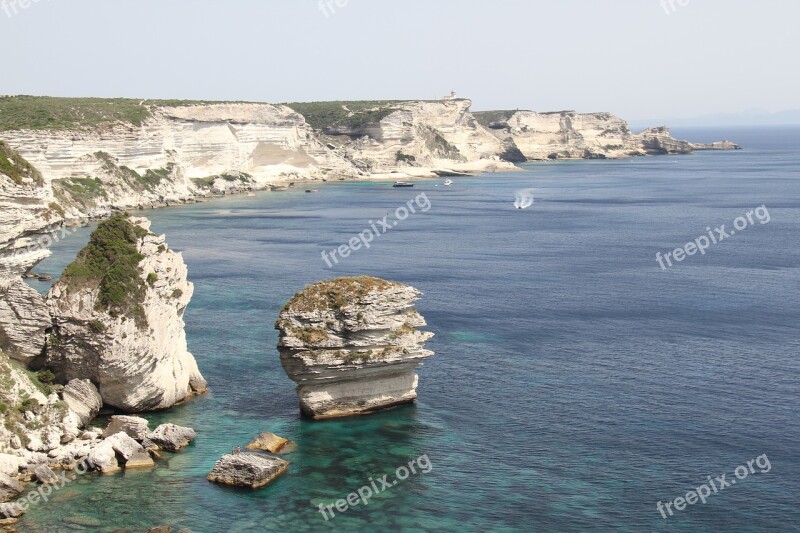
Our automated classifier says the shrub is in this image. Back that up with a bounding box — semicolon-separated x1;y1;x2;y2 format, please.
61;214;150;328
36;370;56;384
147;273;158;286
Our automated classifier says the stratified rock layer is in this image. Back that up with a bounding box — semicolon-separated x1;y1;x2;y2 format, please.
276;276;434;419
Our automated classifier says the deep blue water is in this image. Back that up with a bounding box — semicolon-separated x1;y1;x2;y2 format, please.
19;127;800;532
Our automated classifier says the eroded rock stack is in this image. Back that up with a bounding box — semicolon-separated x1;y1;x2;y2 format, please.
45;215;207;412
276;276;434;419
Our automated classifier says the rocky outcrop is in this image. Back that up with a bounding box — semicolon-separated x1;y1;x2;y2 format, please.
207;454;289;489
315;100;515;178
246;433;295;454
476;110;740;160
0;278;50;365
276;276;434;419
692;140;742;150
45;215;207;412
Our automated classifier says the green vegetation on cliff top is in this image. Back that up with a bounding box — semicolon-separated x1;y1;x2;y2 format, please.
0;95;466;132
0;96;257;132
280;276;396;314
61;214;150;328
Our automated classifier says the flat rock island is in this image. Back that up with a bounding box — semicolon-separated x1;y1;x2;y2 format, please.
276;276;434;419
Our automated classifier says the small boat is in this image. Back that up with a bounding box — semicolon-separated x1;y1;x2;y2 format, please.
393;181;415;188
444;179;453;186
305;189;320;193
271;186;289;192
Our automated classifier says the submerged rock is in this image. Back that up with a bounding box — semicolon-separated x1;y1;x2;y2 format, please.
276;276;434;419
245;433;295;454
45;215;207;412
146;424;196;452
207;454;288;489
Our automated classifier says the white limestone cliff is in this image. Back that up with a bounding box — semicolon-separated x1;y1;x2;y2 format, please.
277;276;434;419
45;216;207;412
0;141;62;276
478;110;739;160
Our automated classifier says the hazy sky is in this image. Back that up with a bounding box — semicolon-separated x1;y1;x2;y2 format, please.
1;0;798;121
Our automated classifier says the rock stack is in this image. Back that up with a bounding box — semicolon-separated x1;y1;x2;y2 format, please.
44;215;207;412
276;276;434;419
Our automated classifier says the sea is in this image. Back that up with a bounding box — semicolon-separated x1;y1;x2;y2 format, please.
16;126;800;532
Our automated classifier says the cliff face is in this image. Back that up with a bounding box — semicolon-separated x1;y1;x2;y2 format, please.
45;215;206;412
316;100;515;176
476;110;738;160
0;142;61;276
276;276;434;419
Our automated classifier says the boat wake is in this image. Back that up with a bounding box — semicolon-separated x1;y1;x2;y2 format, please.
514;189;535;209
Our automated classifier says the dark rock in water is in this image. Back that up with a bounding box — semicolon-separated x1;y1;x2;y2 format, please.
207;454;288;489
146;424;196;452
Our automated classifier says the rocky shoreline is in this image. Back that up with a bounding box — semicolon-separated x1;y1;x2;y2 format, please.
0;215;205;527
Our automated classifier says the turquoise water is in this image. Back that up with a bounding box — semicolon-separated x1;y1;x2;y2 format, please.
18;127;800;532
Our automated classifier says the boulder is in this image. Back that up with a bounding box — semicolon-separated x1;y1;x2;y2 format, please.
146;424;196;452
276;276;434;419
102;415;149;441
61;379;102;428
104;433;148;464
86;439;120;474
207;454;289;489
31;464;59;484
0;279;51;365
0;502;25;519
0;474;23;503
245;433;295;454
0;455;23;477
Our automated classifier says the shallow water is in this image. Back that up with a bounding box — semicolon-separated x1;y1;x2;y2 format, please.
18;126;800;532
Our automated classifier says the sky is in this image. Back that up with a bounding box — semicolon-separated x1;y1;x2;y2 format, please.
0;0;798;122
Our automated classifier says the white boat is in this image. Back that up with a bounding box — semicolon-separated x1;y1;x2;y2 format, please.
444;179;453;186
